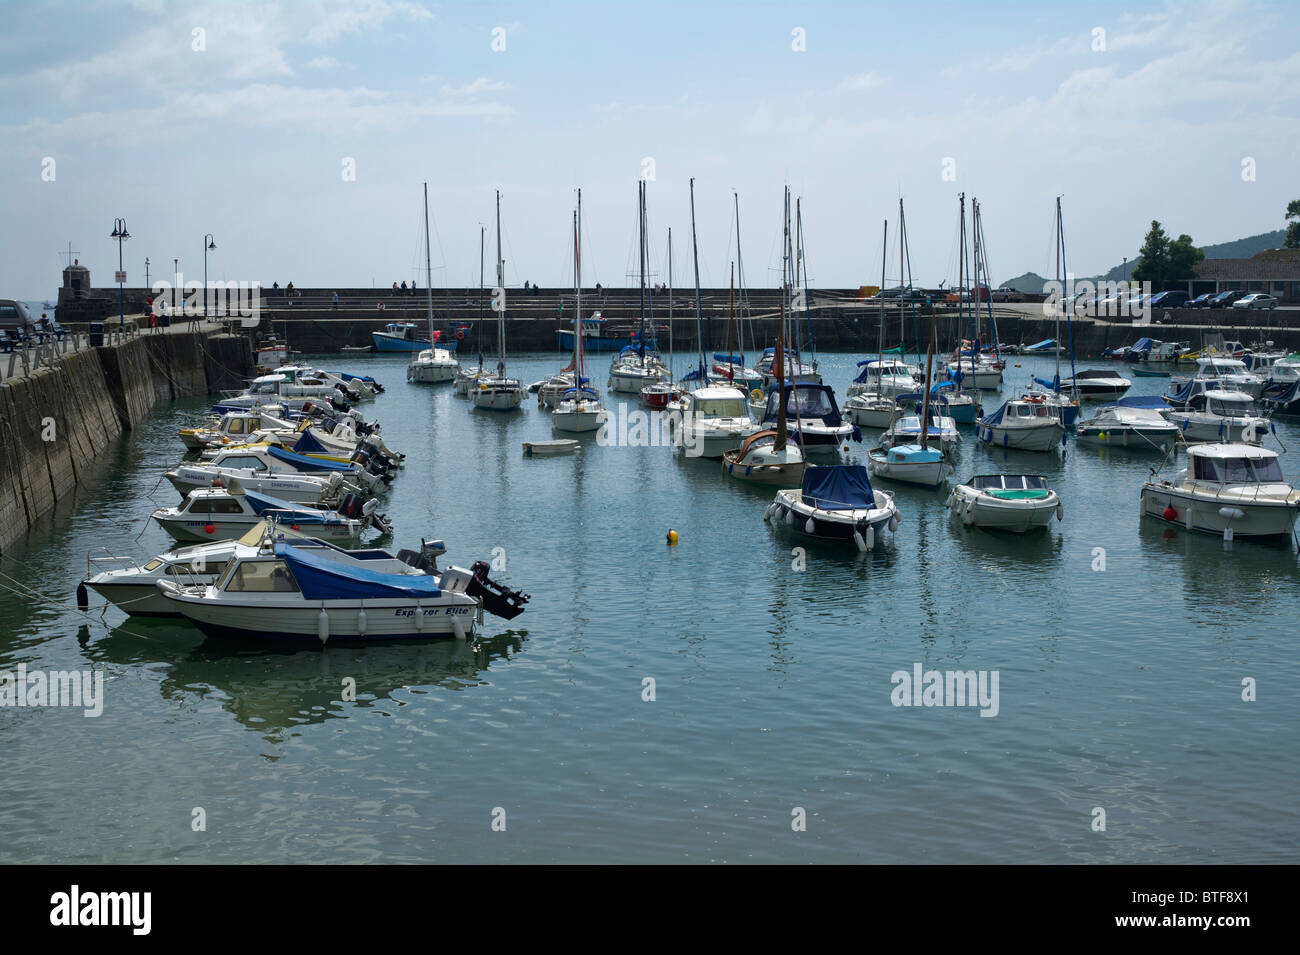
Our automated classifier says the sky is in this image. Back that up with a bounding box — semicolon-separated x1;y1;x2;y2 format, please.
2;0;1298;299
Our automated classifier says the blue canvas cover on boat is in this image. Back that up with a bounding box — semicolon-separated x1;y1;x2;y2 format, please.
713;353;744;364
266;444;352;472
800;465;875;510
1033;375;1061;391
292;429;330;455
886;444;944;463
1130;338;1156;352
981;401;1008;426
1102;395;1170;410
1024;340;1057;351
275;542;441;601
245;491;334;524
1267;380;1300;406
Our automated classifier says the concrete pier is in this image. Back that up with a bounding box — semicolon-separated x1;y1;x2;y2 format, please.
0;322;253;554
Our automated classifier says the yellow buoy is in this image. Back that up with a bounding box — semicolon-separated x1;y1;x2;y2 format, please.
666;529;678;545
1099;432;1106;441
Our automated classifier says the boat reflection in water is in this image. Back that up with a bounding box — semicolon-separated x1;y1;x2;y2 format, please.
79;622;527;739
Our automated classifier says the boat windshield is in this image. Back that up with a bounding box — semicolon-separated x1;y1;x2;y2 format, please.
784;390;835;418
222;559;300;593
695;398;747;418
1193;455;1283;483
1209;397;1254;415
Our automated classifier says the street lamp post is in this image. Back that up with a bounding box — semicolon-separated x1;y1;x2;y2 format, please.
110;218;130;328
202;234;216;324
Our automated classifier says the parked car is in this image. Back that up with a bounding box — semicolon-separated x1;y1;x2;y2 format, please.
1184;293;1215;308
1232;293;1278;310
1206;290;1244;309
1149;291;1190;308
0;299;34;335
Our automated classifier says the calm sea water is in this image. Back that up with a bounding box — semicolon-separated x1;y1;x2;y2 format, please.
1;348;1297;863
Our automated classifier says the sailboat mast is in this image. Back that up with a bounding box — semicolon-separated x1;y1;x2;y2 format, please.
576;189;583;381
423;182;434;344
920;313;935;451
774;299;788;452
1054;197;1062;385
638;180;647;360
1058;196;1077;388
689;177;705;378
667;228;674;382
734;192;748;362
797;197;816;371
495;190;505;373
478;224;485;371
879;220;887;366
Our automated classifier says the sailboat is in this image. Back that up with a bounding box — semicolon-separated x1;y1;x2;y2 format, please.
846;220;905;429
722;298;807;484
408;183;459;384
712;195;762;394
1026;197;1081;426
471;191;525;411
610;181;667;394
868;310;951;487
454;226;490;395
666;177;757;458
552;191;608;434
641;227;684;408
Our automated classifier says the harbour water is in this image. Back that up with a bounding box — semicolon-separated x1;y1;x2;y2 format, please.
1;350;1297;863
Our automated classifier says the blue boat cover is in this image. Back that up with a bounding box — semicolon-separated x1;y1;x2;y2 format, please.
267;444;352;472
1267;380;1299;406
713;353;744;364
980;401;1008;426
886;445;944;463
561;387;600;398
1130;338;1156;351
275;542;441;601
800;465;875;510
1024;340;1057;351
762;383;844;426
292;429;331;455
1102;395;1170;410
930;381;956;395
1033;375;1061;391
245;491;337;524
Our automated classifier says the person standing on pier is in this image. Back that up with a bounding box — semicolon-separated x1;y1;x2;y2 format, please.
332;292;338;309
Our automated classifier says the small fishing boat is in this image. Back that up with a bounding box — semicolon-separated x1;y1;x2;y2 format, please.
408;347;458;383
869;314;951;488
523;439;580;456
157;534;529;642
756;382;857;450
341;344;374;353
1074;397;1183;450
78;522;304;617
203;443;388;490
722;305;806;485
1164;388;1271;444
1140;443;1300;540
178;409;298;451
371;321;429;353
843;391;900;430
765;464;899;552
946;474;1063;532
978;395;1067;451
641;381;684;409
882;413;960;454
921;381;980;424
1129;367;1170;378
1059;368;1132;402
1169;357;1265;399
166;462;363;504
847;358;918;398
152;480;390;543
668;385;758;459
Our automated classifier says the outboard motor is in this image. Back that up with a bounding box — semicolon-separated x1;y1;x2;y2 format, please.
466;561;530;620
329;395;351;413
337;493;364;519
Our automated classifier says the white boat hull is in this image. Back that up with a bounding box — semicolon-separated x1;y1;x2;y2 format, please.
551;407;607;433
947;486;1061;533
979;422;1065;451
1141;484;1299;538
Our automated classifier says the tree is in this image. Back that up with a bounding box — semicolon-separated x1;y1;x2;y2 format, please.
1132;221;1202;289
1286;200;1300;249
1131;221;1169;287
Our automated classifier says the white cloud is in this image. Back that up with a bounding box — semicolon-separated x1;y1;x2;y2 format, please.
306;56;342;70
837;71;882;92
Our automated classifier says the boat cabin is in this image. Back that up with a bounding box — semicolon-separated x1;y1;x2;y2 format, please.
969;474;1052;499
1186;445;1285;485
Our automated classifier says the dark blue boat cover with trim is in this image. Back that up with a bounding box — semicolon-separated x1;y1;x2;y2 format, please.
713;353;744;364
800;465;875;510
267;445;353;472
275;542;441;600
1130;338;1156;352
292;429;330;455
1102;395;1170;410
980;401;1008;426
245;491;336;524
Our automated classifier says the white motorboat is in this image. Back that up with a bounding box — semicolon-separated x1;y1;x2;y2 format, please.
177;408;298;451
523;439;580;456
1075;397;1183;450
978;395;1067;451
157;535;529;642
723;315;806;485
867;444;950;488
757;348;821;388
454;365;490;396
667;385;758;459
946;474;1063;533
152;480;390;543
847;358;918;398
407;347;458;383
165;461;363;504
202;444;386;491
1164;389;1271;444
472;190;525;412
78;522;305;617
755;382;856;450
882;414;960;455
1059;368;1132;403
1170;357;1264;398
765;464;899;552
943;356;1003;390
609;353;665;394
843;391;901;430
536;372;579;408
1140;443;1300;540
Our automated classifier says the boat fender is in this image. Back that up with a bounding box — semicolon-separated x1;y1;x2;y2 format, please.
763;503;776;522
962;503;975;526
1219;507;1245;521
76;582;89;612
889;513;899;533
864;524;875;550
452;616;467;640
804;517;816;534
783;507;795;527
318;608;329;645
853;530;868;552
414;603;424;631
357;607;367;636
1223;526;1234;542
1162;506;1177;522
1056;503;1064;521
945;491;955;508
